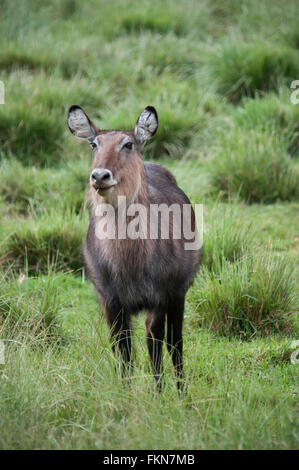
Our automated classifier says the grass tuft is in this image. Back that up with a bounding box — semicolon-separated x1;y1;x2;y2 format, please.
212;42;299;102
191;254;297;339
1;212;86;273
0;104;64;166
0;158;89;214
202;203;254;272
0;44;81;79
233;90;299;157
0;270;67;343
208;128;299;203
120;14;185;37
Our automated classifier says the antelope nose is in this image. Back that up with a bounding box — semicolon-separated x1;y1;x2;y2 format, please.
91;169;113;187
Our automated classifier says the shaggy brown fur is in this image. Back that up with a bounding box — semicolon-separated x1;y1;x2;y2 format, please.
67;105;201;389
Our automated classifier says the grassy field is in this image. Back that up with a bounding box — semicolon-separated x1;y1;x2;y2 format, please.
0;0;298;450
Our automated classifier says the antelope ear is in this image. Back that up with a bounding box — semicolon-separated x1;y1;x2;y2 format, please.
134;106;158;147
67;105;97;141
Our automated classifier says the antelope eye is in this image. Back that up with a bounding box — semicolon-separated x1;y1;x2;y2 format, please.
124;141;133;150
90;142;97;150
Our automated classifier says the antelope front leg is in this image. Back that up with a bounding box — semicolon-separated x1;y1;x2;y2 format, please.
105;301;132;376
167;296;185;391
145;311;165;390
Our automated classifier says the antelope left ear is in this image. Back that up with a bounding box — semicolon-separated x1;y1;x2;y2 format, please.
67;105;97;142
134;106;158;147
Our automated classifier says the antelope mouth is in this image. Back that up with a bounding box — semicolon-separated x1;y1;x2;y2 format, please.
93;181;117;195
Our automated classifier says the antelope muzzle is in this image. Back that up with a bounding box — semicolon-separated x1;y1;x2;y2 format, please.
90;169;117;195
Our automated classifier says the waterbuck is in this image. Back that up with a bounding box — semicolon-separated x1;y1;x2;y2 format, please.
67;105;201;389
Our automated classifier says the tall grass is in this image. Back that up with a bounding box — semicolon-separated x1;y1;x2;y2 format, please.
1;211;86;273
212;41;299;102
191;254;296;338
0;158;89;214
0;289;297;449
202;203;254;272
0;104;63;166
0;0;298;451
233;90;299;157
208;128;299;203
0;270;67;342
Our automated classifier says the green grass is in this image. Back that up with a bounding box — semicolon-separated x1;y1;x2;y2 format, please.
201;203;254;272
0;270;67;343
0;0;298;450
211;41;299;103
0;103;64;166
0;158;89;214
1;211;86;273
0;283;298;449
208;128;299;203
233;89;299;156
191;254;297;338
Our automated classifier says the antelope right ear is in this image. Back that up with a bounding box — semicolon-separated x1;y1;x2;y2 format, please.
134;106;158;147
67;105;98;141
